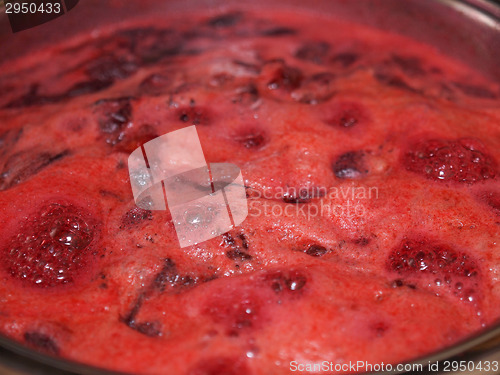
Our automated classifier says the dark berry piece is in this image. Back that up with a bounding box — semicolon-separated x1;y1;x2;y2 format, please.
478;191;500;216
324;101;370;129
138;73;171;96
264;270;307;294
222;233;252;262
452;82;497;99
151;258;202;293
24;331;59;355
94;98;156;152
391;279;404;288
86;54;138;84
121;297;143;329
176;106;212;126
122;260;205;335
211;73;235;88
0;150;69;191
391;55;426;76
233;83;260;104
331;52;359;67
206;12;242;28
282;193;309;204
132;321;162;337
293;72;336;104
64;79;113;97
390;279;417;289
238;233;249;250
387;238;480;302
304;244;328;257
226;249;253;262
94;97;132;146
120;207;153;228
113;124;158;154
5;84;40;108
372;321;390;337
0;128;23;159
403;138;497;184
241;133;265;148
205;294;260;335
294;41;330;64
374;72;419;93
4;84;59;108
333;151;367;179
267;65;303;91
260;27;297;36
153;258;180;292
3;203;97;288
121;297;161;337
234;129;266;149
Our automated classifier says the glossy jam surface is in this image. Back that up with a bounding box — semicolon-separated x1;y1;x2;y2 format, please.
0;8;499;375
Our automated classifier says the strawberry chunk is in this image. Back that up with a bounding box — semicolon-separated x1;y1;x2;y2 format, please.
3;203;97;288
387;238;480;303
403;138;497;183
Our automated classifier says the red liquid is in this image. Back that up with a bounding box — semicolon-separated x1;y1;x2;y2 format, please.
0;8;499;375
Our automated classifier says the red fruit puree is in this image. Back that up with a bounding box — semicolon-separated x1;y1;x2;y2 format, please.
0;7;499;375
